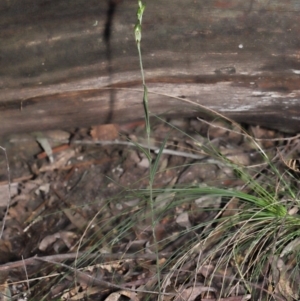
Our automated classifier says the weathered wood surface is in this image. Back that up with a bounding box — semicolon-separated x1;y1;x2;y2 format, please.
1;0;300;136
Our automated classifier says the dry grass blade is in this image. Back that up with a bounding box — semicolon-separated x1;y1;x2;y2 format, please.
0;147;11;240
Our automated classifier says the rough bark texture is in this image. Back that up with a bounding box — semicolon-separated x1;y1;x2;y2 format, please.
1;0;300;136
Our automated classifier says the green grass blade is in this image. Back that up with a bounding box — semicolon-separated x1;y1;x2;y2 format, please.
150;134;169;183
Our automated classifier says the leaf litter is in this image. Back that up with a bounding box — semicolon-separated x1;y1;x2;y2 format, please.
0;117;299;300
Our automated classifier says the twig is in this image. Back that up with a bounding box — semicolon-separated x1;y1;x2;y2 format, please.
73;139;207;160
0;252;172;271
0;174;33;186
22;255;30;295
0;147;11;239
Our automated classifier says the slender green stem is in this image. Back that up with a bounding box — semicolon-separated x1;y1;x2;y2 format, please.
134;1;161;295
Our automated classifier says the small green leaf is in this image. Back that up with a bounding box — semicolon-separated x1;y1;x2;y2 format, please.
150;134;170;182
137;4;145;23
136;0;145;24
134;24;142;43
143;85;150;135
130;139;152;162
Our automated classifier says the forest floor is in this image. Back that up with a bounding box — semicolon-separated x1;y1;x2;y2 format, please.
0;116;299;301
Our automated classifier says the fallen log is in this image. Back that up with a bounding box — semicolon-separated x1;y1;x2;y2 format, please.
1;0;300;136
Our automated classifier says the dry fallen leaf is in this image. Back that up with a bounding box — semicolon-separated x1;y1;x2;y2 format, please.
61;286;101;300
0;183;18;207
276;258;299;301
39;231;78;251
39;149;75;172
90;124;119;140
176;212;191;229
39;232;61;251
174;285;217;301
0;278;11;301
103;290;138;301
0;240;13;264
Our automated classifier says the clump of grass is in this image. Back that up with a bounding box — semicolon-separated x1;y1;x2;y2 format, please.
146;124;300;300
